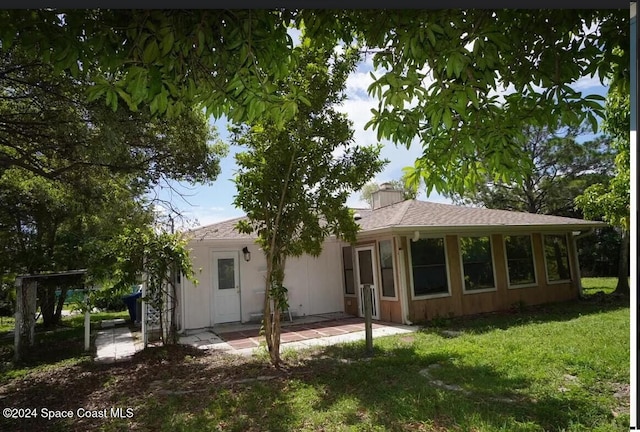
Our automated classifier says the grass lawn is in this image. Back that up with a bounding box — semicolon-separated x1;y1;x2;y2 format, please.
581;277;621;295
0;282;630;432
0;310;129;383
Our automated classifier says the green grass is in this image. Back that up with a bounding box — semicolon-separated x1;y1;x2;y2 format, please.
0;279;630;432
581;277;620;295
0;310;130;382
127;297;628;432
0;315;15;333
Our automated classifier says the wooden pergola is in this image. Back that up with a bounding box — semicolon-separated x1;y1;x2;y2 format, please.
14;269;90;361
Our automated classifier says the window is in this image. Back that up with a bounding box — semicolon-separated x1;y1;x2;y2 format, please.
504;235;536;286
410;238;449;296
378;240;395;297
544;234;571;282
342;246;355;295
460;236;495;291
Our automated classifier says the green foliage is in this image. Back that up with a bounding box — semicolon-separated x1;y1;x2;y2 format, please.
448;124;615;218
90;285;132;312
0;11;628;197
0;274;15;316
0;44;226;185
576;90;630;231
575;89;629;294
0;42;226;322
233;44;386;365
109;226;195;343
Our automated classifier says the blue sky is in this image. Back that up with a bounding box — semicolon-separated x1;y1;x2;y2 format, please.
155;51;609;230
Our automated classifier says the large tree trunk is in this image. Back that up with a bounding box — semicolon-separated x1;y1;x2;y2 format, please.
38;284;57;328
263;253;286;367
614;229;629;296
53;287;67;324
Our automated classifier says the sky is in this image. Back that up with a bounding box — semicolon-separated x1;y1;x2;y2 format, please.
155;38;609;231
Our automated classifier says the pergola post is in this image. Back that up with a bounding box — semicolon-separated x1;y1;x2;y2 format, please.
14;278;37;362
84;290;91;351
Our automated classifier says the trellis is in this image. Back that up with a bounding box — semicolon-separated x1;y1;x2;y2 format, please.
141;281;173;347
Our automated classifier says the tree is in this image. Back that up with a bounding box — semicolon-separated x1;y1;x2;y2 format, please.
359;176;418;207
0;10;628;196
576;88;630;295
232;45;386;366
0;167;154;327
444;123;621;280
0;45;227;326
0;45;226;187
446;125;614;218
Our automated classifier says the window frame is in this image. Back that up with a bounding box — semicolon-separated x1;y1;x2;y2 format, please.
458;235;498;294
408;235;452;300
503;234;538;289
542;233;572;284
377;238;398;300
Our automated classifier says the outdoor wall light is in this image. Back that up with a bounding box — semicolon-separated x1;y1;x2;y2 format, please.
242;246;251;262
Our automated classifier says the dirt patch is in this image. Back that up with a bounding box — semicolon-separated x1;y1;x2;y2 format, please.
0;344;283;432
610;382;630;418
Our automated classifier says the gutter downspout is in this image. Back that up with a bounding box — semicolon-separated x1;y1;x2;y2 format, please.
571;228;596;297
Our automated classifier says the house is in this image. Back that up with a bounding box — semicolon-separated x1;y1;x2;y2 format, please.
178;184;604;331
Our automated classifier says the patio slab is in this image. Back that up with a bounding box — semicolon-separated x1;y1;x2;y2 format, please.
179;316;417;356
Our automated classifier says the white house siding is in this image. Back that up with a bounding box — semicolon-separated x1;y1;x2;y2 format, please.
181;237;345;330
181;242;212;330
284;238;344;317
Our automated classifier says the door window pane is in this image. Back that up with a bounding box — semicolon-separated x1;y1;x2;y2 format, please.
358;249;374;285
217;258;235;290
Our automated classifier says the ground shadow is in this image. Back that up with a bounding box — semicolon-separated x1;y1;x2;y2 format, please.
417;294;629;336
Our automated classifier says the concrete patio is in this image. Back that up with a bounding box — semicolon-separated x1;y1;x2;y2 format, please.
179;313;417;356
94;314;417;362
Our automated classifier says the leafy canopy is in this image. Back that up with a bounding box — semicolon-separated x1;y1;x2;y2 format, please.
0;10;627;197
447;125;614;218
575;88;630;230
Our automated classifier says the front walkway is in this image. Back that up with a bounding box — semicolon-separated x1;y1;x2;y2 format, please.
94;320;143;363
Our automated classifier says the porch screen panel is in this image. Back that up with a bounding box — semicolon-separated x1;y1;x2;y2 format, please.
410;238;448;296
543;234;571;282
504;235;536;286
342;247;355;295
358;249;374;285
460;236;495;291
379;240;395;297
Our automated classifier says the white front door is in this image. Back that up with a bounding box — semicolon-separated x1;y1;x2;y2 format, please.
212;252;241;324
355;246;380;320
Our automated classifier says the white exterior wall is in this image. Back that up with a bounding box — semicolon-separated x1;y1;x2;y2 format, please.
284;238;344;317
181;237;345;331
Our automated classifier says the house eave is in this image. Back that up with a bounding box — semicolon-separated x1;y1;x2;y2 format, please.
356;222;606;239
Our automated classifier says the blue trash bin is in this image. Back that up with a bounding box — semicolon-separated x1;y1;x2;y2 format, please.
122;291;142;322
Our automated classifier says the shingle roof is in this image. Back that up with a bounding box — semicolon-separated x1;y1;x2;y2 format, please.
188;200;604;241
188;217;253;241
356;200;604;232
